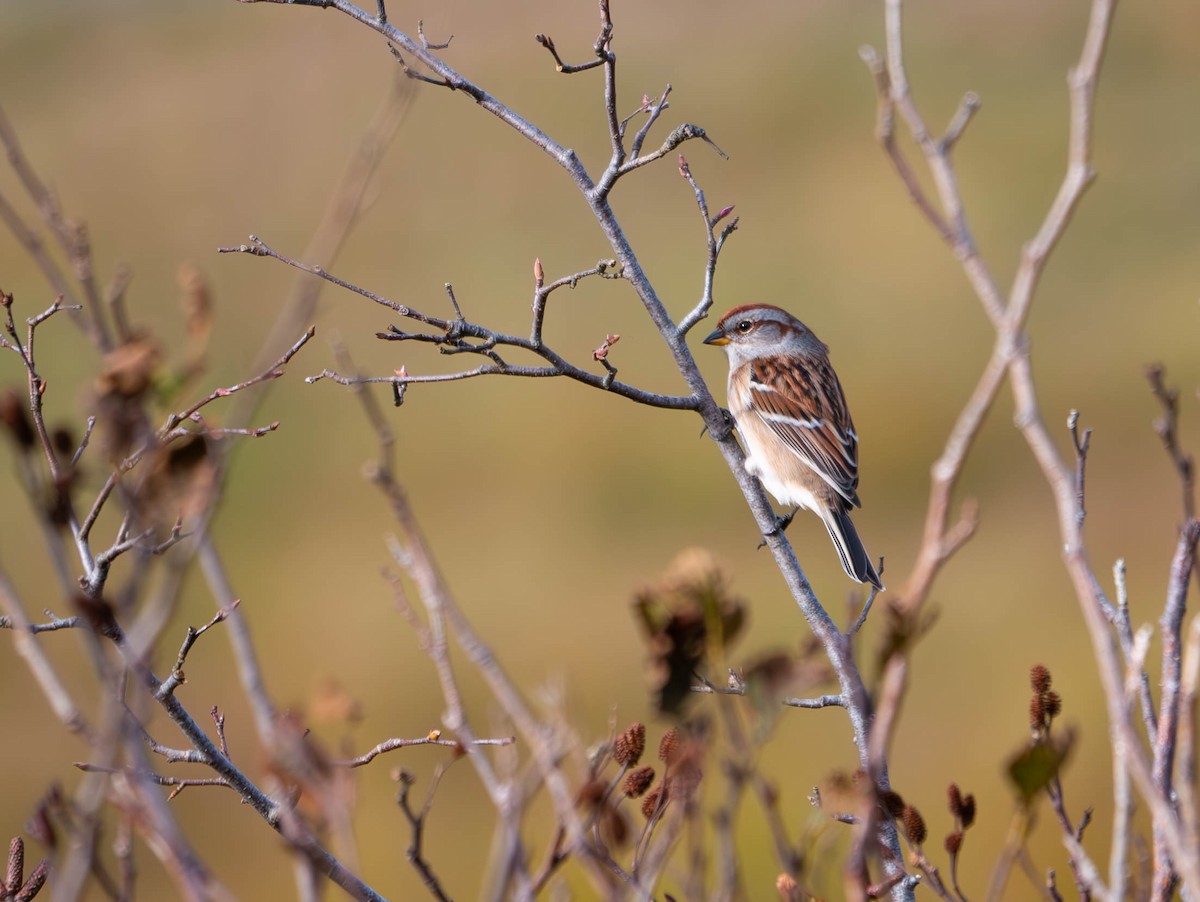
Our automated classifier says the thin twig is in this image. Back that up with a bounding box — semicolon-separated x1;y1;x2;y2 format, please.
1150;519;1200;900
675;154;739;337
335;734;515;768
156;601;241;701
224;236;696;410
397;766;457;902
164;327;316;432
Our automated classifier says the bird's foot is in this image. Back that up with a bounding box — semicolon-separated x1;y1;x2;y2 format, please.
700;407;735;442
757;509;796;549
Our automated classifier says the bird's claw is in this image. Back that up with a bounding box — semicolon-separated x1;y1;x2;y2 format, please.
757;510;796;549
700;407;736;442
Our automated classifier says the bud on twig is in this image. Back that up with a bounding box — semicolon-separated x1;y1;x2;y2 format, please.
392;367;408;408
776;873;800;901
592;334;620;362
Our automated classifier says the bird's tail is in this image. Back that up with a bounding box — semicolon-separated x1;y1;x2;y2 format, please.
821;506;884;591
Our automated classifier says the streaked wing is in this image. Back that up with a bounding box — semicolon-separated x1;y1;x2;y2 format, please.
746;355;861;506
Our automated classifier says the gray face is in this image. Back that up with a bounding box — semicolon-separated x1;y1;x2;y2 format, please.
703;305;827;368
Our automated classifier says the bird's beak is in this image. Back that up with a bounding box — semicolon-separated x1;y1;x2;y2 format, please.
703;327;729;346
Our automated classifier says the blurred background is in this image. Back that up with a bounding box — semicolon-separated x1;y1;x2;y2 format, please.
1;0;1198;898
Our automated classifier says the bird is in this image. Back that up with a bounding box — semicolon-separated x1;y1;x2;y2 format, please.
703;304;883;590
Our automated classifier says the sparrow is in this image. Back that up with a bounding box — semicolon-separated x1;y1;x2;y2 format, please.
703;304;883;590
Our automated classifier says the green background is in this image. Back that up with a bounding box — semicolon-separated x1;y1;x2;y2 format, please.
1;0;1198;898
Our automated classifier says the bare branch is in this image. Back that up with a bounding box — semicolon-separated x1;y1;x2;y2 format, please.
614;123;728;180
1068;410;1093;527
335;341;516;808
534;33;605;74
627;86;672;158
530;258;619;348
0;105;109;344
1150;519;1200;899
396;766;456;902
334;734;515;768
0;566;89;736
416;19;451;51
676;155;740;336
0;613;82;633
387;43;454;89
690;676;846;710
224;237;697;408
940;91;982;152
164;326;316;432
1177;617;1200;876
73;763;231;794
785;695;848;710
1146;364;1195;519
857;45;953;244
156;601;241;700
70;416;97;467
846;577;885;639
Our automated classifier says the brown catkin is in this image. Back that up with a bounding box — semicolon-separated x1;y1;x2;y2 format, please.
902;805;927;846
1044;691;1062;718
947;783;964;817
7;836;24;890
614;722;646;767
641;785;664;819
944;831;964;854
1030;664;1052;694
961;794;976;829
1030;693;1047;729
623;766;655;798
658;727;681;763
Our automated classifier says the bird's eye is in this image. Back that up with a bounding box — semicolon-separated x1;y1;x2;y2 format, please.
736;320;753;334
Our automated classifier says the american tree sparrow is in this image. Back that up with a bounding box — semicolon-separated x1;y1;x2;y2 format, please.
703;304;883;590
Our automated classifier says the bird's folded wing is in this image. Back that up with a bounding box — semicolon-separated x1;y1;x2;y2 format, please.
747;356;861;507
